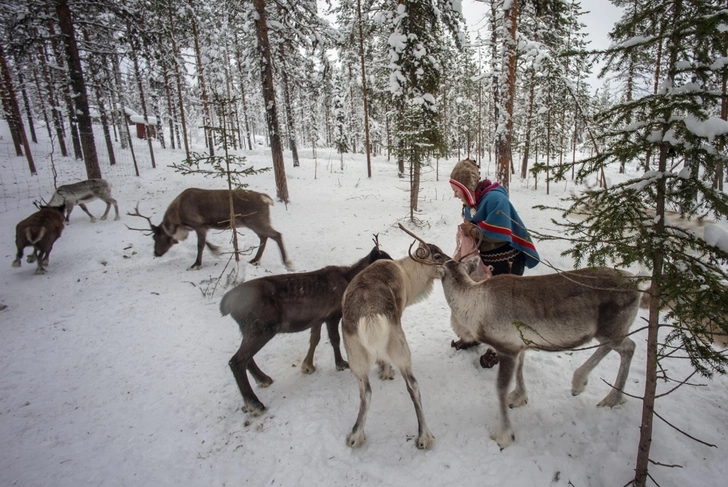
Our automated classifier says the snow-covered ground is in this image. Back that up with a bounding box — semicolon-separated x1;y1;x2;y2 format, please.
1;130;727;487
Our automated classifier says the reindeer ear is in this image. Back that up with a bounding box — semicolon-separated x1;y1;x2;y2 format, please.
464;256;480;275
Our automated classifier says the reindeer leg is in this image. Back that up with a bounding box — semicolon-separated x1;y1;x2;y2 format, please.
346;373;372;448
246;358;273;387
190;229;207;270
377;360;395;380
34;249;47;274
249;236;268;266
325;316;348;371
301;323;322;374
344;331;374;448
229;331;275;416
389;328;434;449
13;241;24;267
78;203;96;223
271;232;293;269
64;202;74;222
597;338;635;408
100;198;120;220
491;353;516;449
571;344;611;397
507;350;528;408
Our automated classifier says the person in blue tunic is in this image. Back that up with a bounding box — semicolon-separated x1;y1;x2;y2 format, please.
448;158;540;361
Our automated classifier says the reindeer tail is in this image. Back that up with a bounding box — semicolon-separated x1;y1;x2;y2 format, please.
219;284;256;319
639;292;651;309
25;227;46;245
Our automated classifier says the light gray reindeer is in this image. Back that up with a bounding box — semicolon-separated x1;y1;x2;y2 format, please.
435;258;641;449
342;224;450;449
47;179;120;222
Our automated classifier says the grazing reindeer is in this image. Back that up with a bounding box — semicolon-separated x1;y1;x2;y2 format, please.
47;179;119;222
436;259;641;449
127;188;292;270
13;203;66;274
342;224;450;449
220;240;392;416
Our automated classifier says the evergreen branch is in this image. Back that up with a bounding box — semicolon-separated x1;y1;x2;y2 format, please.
653;410;717;448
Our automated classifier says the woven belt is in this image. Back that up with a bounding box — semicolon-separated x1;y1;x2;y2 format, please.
481;248;520;263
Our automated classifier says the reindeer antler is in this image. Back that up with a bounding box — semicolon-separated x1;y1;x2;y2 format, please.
398;223;439;265
372;233;381;251
125;203;155;233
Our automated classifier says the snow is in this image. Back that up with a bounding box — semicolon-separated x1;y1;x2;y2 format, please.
1;130;728;487
684;114;728;143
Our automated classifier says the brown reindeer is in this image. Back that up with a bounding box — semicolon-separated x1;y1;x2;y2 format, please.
220;241;392;416
12;204;66;274
128;188;292;270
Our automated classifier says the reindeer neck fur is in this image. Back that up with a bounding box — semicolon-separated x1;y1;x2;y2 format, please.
340;255;372;282
398;256;438;307
161;202;191;240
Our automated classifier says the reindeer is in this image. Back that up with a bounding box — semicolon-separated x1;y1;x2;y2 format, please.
127;188;292;270
220;239;392;416
12;203;66;274
342;224;451;449
47;179;119;222
435;258;641;449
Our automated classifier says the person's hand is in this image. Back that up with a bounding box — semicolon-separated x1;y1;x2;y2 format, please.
459;222;480;239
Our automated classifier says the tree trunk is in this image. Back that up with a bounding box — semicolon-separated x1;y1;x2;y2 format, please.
409;147;421;217
277;40;300;168
48;19;83;161
490;1;500;167
634;1;682;481
30;60;53;140
521;67;536;180
16;66;37;144
0;65;23;156
252;0;289;203
191;16;214;156
167;0;190;160
55;0;101;178
0;43;36;174
112;53;139;176
82;29;115;166
162;67;176;149
128;24;156;169
357;0;372;177
234;32;253;151
496;0;519;191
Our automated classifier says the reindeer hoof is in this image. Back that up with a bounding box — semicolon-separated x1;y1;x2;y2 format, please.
242;402;266;416
346;430;366;448
416;431;435;450
100;216;107;221
479;349;500;368
12;260;20;268
597;393;626;408
336;360;349;371
491;430;515;449
189;264;202;270
301;362;316;375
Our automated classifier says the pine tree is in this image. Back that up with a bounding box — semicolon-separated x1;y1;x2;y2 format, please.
545;2;728;485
